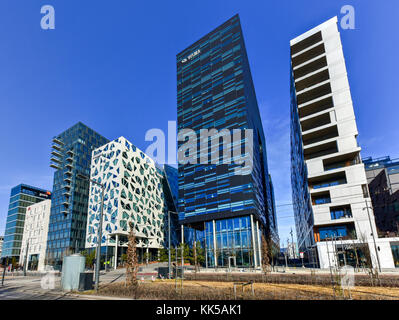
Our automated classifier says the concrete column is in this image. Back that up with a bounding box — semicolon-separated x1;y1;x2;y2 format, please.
250;215;257;268
256;220;262;267
114;234;118;270
213;220;217;267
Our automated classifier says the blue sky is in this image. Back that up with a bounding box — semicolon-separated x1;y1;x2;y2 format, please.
0;0;398;246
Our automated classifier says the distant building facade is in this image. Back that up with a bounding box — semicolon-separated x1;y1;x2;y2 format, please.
364;156;399;236
1;184;51;262
47;122;109;269
85;137;177;268
20;200;51;271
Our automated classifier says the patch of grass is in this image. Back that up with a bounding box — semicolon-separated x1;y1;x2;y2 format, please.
96;280;399;300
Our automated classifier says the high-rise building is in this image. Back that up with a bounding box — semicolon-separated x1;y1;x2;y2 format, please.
20;199;51;271
84;137;178;268
289;17;398;269
1;184;51;261
47;122;108;269
177;14;278;268
364;156;399;236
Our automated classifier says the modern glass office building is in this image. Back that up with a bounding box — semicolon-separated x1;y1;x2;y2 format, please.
47;122;108;268
177;14;278;268
1;184;51;262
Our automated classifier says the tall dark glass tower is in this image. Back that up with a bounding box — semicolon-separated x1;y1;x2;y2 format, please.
1;184;51;262
46;122;108;269
177;15;278;268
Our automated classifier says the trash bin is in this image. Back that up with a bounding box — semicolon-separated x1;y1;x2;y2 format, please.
61;254;85;291
79;272;94;291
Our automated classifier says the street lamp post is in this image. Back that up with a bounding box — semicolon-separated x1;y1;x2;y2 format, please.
105;234;109;272
23;239;30;276
363;201;382;272
167;211;178;280
77;169;105;292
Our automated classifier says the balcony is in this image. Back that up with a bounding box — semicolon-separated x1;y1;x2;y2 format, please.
52;137;64;146
291;31;322;56
61;210;69;217
63;190;71;198
309;171;347;190
293;56;328;80
50;163;61;170
312;191;331;205
302;125;339;146
52;143;63;152
323;151;361;171
314;222;357;242
64;176;72;183
292;43;326;68
50;157;61;164
330;205;353;220
295;69;330;92
298;96;334;118
297;82;332;106
301;112;331;132
304;141;338;160
51;150;63;158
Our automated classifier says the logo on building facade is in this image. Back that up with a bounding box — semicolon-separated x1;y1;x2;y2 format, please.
181;49;201;63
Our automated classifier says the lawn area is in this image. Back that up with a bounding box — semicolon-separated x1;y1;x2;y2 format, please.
96;279;399;300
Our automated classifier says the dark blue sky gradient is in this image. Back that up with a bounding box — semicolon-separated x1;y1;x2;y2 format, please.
0;0;398;245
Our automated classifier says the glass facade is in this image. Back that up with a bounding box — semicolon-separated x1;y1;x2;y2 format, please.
202;216;261;267
290;66;314;252
1;184;51;260
46;122;108;269
176;15;278;267
162;164;180;248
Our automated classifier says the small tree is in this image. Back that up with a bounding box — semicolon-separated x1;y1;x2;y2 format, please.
82;250;96;268
159;248;169;262
126;223;139;288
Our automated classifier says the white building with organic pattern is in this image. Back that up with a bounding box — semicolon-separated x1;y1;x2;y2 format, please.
85;137;168;267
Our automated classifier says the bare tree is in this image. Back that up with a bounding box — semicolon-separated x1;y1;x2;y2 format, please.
126;223;139;288
357;231;380;286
